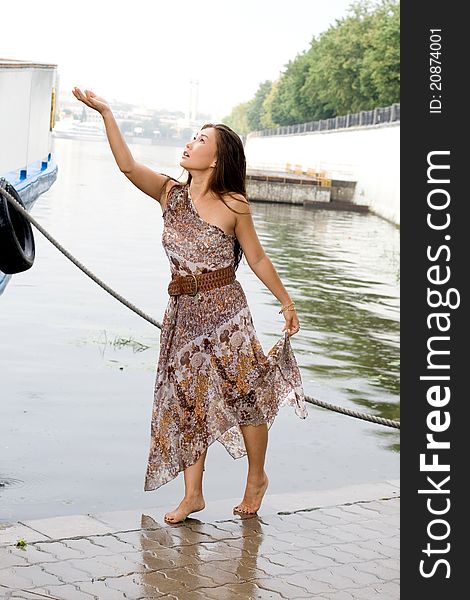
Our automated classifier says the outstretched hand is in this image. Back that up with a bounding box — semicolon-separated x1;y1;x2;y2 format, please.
72;87;111;116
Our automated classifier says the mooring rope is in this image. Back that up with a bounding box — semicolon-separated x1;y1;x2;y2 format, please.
2;189;400;430
303;396;399;428
2;187;162;329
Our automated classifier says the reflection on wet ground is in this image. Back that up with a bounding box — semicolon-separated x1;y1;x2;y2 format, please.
0;482;400;598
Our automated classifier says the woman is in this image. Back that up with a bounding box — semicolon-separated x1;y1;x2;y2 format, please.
72;87;309;524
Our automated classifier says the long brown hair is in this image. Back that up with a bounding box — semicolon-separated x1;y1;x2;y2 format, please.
184;123;249;271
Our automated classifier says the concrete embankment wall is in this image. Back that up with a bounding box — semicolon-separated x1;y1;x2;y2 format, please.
244;123;400;225
247;177;331;204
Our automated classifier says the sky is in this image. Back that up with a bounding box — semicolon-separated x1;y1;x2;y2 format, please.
2;0;354;120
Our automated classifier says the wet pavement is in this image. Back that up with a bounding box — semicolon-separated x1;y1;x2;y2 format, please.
0;480;399;599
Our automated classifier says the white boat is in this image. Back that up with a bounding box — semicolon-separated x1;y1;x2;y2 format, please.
0;58;58;294
52;118;107;141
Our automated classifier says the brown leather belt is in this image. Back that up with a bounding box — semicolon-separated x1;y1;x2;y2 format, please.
168;265;236;296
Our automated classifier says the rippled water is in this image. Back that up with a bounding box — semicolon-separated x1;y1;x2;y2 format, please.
0;137;399;521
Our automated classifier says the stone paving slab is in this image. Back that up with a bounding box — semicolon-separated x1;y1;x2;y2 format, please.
0;481;400;599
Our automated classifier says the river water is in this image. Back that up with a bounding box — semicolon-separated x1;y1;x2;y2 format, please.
0;137;399;522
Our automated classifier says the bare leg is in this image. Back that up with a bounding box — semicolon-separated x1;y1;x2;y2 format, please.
234;423;269;515
164;448;207;523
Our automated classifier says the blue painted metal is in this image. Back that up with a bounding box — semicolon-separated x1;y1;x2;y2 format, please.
0;157;58;295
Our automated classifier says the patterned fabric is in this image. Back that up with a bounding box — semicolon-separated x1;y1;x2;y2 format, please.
144;183;308;491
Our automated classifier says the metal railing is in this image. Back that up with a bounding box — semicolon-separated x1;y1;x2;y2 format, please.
249;103;400;138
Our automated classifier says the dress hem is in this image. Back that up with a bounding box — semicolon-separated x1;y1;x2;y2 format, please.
143;385;308;493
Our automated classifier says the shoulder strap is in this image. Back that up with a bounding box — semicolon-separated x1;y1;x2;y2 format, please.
161;177;184;214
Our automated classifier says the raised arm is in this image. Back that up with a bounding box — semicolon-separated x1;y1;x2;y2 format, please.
72;87;175;205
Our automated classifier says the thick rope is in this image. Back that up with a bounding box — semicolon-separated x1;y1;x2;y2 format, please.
2;188;400;430
303;396;400;429
1;187;162;329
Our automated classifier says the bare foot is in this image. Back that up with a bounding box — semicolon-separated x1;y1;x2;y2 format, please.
233;472;269;515
164;495;205;524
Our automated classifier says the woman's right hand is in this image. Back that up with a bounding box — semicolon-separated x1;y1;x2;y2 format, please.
72;87;111;116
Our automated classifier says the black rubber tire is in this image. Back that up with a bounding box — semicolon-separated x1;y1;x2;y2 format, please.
0;178;36;274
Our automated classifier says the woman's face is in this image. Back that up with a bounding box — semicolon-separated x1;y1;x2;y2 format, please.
180;127;217;172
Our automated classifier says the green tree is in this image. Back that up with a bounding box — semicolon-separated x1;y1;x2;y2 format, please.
223;101;251;135
304;0;399;115
225;0;399;130
269;53;311;125
246;80;273;131
360;0;400;105
272;41;335;124
305;2;371;115
260;80;280;128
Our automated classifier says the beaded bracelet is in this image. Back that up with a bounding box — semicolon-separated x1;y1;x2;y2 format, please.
279;301;296;314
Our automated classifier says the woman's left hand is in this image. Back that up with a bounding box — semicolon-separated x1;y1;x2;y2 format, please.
282;310;300;337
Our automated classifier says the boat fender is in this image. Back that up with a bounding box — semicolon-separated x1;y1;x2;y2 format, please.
0;178;36;274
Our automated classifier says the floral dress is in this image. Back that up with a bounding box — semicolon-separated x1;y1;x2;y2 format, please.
144;183;308;491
